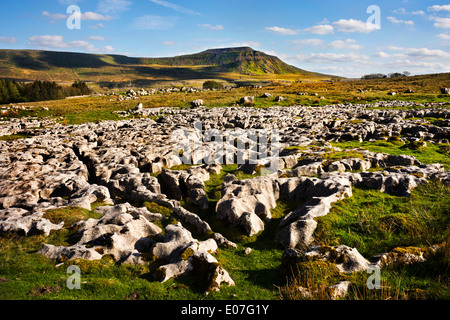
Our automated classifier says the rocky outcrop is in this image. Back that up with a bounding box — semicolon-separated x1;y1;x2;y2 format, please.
39;203;163;264
152;223;234;293
216;175;279;236
276;175;353;248
160;165;211;210
303;245;370;273
0;207;63;236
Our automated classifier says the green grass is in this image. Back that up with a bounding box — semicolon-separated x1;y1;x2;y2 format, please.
344;243;449;300
332;140;450;170
314;180;450;258
43;205;104;229
0;133;33;141
322;150;366;161
280;180;450;300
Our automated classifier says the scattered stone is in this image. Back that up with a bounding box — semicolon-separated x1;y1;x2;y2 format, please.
372;245;442;268
133;103;143;111
152;223;234;293
212;233;237;248
240;96;254;104
303;245;370;273
0;207;63;236
190;99;204;108
326;281;352;300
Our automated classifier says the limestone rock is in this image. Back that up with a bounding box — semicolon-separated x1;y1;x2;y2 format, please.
0;207;63;236
190;99;204;108
212;233;237;248
38;243;103;261
276;219;317;249
39;203;162;263
172;206;212;235
303;245;370;273
327;281;352;300
373;246;439;268
151;223;234;293
240;96;254;104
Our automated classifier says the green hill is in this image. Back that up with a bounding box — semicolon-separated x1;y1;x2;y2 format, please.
137;47;310;75
0;47;333;85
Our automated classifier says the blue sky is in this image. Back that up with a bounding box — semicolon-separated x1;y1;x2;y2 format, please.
1;0;450;77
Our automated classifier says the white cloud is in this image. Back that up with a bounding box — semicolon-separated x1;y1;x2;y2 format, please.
103;45;115;53
90;23;105;29
303;24;334;35
393;8;407;14
163;41;175;46
42;11;67;20
0;36;18;44
291;38;361;49
432;17;450;29
133;15;176;30
314;66;365;78
197;24;224;30
332;19;379;33
149;0;201;15
291;39;324;47
437;32;450;40
375;51;405;58
42;11;112;21
265;26;299;35
327;39;362;49
88;36;106;41
387;16;414;25
295;52;370;64
97;0;132;14
232;41;261;48
381;46;450;60
387;46;404;51
28;35;115;53
80;11;113;21
28;35;69;49
375;51;392;58
69;40;97;51
384;59;447;73
57;0;83;4
403;47;450;59
393;8;425;15
428;5;450;12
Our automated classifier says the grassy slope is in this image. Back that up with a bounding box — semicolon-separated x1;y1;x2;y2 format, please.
0;48;331;84
1;72;449;126
311;181;449;300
